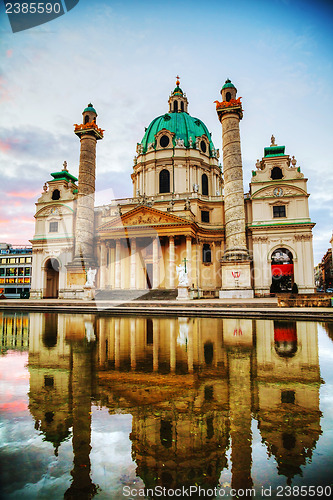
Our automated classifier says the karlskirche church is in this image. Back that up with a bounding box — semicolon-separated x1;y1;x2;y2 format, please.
30;79;315;299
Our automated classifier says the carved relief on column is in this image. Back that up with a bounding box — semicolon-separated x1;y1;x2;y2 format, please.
130;238;136;290
169;236;175;288
115;239;121;289
153;237;159;289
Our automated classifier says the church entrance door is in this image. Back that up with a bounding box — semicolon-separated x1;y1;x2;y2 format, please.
45;258;59;298
271;248;294;293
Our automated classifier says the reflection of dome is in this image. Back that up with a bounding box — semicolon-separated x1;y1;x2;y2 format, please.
140;112;215;155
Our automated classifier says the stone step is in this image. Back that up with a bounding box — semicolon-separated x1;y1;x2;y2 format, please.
95;289;178;301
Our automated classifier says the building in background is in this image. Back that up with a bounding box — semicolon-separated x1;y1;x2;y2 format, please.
30;79;316;299
0;243;32;298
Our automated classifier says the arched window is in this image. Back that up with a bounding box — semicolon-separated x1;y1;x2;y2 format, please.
51;189;60;200
226;92;231;102
159;169;170;193
181;101;184;112
174;100;178;112
202;174;209;195
84;115;90;124
271;167;283;180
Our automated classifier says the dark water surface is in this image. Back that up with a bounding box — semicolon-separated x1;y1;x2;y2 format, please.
1;313;333;499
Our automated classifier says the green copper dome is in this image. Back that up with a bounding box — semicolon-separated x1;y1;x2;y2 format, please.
83;103;97;114
140;112;216;156
222;79;236;90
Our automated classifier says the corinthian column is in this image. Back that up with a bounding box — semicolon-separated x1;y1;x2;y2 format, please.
169;236;175;288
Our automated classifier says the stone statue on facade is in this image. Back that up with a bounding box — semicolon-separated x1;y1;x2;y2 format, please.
176;264;188;286
85;268;97;287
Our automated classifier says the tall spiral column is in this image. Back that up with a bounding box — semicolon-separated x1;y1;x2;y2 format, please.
66;104;104;293
216;80;253;298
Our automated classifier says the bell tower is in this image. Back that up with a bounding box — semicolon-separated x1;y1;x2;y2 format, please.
216;80;253;298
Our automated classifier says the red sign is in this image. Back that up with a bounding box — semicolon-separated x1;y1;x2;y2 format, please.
271;264;294;277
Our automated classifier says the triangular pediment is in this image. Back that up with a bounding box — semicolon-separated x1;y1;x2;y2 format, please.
98;205;191;233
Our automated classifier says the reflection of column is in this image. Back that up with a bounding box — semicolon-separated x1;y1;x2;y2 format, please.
115;239;121;289
130;318;136;370
186;236;192;286
99;242;106;289
64;341;96;499
170;320;176;372
188;319;194;373
228;349;253;491
169;236;175;288
153;237;159;289
153;319;159;372
115;319;120;369
130;238;136;290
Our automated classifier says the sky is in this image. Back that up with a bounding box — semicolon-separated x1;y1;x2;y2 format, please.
0;0;332;264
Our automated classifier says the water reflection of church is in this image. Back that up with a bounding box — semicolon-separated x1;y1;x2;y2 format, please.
2;312;323;496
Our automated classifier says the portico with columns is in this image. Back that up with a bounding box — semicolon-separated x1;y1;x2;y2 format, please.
96;205;223;292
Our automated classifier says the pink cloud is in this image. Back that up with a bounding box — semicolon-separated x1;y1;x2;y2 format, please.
7;190;39;199
6;49;13;58
0;139;11;153
0;76;11;103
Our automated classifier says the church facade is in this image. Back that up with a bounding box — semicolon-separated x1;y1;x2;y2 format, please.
30;79;315;299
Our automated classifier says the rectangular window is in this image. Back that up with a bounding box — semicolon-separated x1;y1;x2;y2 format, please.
24;268;31;276
25;257;32;263
18;268;24;276
273;205;286;218
203;244;212;263
24;278;31;283
9;258;16;264
201;210;210;223
19;257;25;263
49;222;58;232
0;268;4;276
6;268;17;276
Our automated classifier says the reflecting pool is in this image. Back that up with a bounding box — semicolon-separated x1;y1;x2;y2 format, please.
1;313;333;499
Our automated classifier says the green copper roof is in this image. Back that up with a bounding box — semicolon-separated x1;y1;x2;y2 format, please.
264;145;286;157
50;171;78;183
222;79;236;90
83;103;96;114
172;86;183;95
140;112;216;156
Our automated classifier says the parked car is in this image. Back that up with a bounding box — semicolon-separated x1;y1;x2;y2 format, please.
317;288;324;293
326;288;333;293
